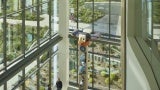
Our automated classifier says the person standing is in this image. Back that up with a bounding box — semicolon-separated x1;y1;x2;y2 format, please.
56;78;62;90
47;84;51;90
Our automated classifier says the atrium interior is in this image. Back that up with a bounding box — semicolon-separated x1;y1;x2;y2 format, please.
0;0;160;90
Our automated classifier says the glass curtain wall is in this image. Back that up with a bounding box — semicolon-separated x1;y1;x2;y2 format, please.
7;71;22;90
69;0;122;89
25;0;38;51
153;1;160;53
135;0;160;88
0;0;4;71
150;0;160;87
51;0;59;35
0;50;56;90
69;0;78;85
25;59;37;89
40;0;50;41
0;0;60;90
6;0;23;66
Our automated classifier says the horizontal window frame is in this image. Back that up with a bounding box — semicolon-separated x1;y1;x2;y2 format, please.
0;34;62;86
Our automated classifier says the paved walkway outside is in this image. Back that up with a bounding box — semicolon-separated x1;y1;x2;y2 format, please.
69;14;121;36
0;14;49;27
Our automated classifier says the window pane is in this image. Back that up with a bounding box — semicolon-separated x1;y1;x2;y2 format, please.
26;0;36;8
40;2;49;41
69;0;122;89
25;8;37;51
69;2;78;85
7;71;22;90
0;1;3;17
6;0;17;14
40;62;49;89
153;1;160;52
25;59;37;90
25;74;37;89
0;19;3;70
69;38;78;84
151;1;160;87
51;0;59;35
25;60;37;74
6;13;23;63
51;54;54;88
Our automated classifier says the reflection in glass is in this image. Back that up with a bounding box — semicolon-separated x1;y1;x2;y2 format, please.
6;13;22;63
51;55;54;89
0;19;3;70
7;71;22;90
69;0;122;89
26;0;36;8
147;1;152;36
25;74;37;90
51;0;59;35
69;0;78;84
69;38;77;83
40;62;49;90
25;60;37;90
69;39;78;83
25;60;37;74
40;2;49;41
6;0;17;14
40;51;49;65
0;0;3;17
153;1;160;52
25;9;37;51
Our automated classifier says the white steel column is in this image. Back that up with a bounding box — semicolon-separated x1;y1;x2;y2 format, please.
53;45;58;86
58;0;69;90
53;0;58;86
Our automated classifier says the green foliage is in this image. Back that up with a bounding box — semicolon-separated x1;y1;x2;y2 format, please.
111;45;118;50
78;8;104;23
89;42;96;47
28;67;36;74
69;38;77;46
110;74;116;80
25;12;44;21
100;43;106;51
14;40;21;51
105;77;109;85
86;0;120;2
6;54;14;61
0;31;2;52
0;13;2;16
153;2;160;24
39;26;49;38
105;74;116;85
117;78;122;88
88;77;93;83
40;86;45;90
100;71;106;77
118;78;122;83
40;52;48;63
70;0;105;23
9;11;44;21
71;69;76;73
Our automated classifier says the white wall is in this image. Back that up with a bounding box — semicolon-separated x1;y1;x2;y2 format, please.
126;38;150;90
126;0;159;89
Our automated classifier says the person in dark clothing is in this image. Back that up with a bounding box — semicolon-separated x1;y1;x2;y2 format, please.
56;78;62;90
47;84;51;90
